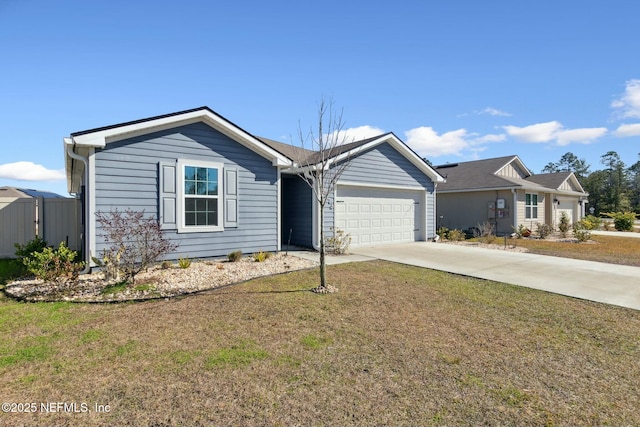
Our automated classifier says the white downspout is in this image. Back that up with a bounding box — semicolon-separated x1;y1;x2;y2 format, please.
511;189;517;230
433;182;438;241
65;141;91;274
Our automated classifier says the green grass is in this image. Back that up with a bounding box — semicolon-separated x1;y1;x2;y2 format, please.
0;258;25;285
204;341;269;369
0;261;639;426
100;281;128;295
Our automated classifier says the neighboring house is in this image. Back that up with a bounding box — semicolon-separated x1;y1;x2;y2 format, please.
64;107;444;265
434;155;588;235
0;186;79;258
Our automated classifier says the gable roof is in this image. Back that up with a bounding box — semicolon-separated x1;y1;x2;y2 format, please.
435;155;527;192
435;155;586;195
260;132;445;183
66;106;291;165
64;107;294;193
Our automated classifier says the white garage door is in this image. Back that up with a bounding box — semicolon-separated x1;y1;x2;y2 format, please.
557;199;575;226
335;186;423;246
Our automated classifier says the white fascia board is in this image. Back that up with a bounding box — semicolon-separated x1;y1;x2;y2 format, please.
494;156;532;177
71;109;292;167
564;173;586;194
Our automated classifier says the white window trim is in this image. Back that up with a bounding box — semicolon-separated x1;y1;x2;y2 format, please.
177;159;224;233
525;192;538;220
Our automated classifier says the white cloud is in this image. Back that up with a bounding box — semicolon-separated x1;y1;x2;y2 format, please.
503;121;607;146
404;127;470;157
0;162;66;181
614;123;640;137
340;125;386;142
326;125;385;144
611;79;640;119
472;133;507;143
555;127;608;146
503;121;563;143
477;107;512;117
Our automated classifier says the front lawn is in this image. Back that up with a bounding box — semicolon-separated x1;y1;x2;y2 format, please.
1;261;639;426
513;234;640;266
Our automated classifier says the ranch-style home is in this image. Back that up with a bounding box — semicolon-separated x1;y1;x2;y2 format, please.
434;155;589;236
64;107;444;265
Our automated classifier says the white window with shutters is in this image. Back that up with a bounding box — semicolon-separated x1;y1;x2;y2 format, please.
159;160;238;232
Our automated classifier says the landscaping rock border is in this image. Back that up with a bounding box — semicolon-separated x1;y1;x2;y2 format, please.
4;254;318;303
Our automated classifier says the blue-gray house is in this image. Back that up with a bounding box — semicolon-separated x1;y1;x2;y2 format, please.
64;107;444;265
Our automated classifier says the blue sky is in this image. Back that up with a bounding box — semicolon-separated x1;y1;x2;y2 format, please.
1;0;639;197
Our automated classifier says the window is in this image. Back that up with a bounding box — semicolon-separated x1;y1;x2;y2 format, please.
178;160;223;232
525;193;538;219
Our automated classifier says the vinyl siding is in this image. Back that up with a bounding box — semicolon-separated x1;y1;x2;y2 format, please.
93;122;278;259
437;190;516;235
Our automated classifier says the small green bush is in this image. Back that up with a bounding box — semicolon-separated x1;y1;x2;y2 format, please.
447;229;466;241
536;223;553;239
253;251;271;262
514;224;531;238
178;257;191;269
558;211;571;237
227;250;243;262
437;227;449;240
14;236;48;259
573;222;592;242
22;242;84;284
603;212;637;232
580;215;602;230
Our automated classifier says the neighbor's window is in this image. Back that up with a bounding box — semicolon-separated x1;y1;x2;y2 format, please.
178;160;223;232
525;193;538;219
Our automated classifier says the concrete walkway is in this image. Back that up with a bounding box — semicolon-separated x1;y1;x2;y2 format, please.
348;242;640;311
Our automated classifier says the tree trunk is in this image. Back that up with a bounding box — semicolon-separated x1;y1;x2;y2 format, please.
319;194;326;289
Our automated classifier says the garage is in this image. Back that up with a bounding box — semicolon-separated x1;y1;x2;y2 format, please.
556;198;576;226
334;185;423;246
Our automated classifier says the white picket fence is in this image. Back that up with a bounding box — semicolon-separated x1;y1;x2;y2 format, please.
0;197;81;258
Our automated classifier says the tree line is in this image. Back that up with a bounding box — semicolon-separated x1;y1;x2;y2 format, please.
542;152;640;215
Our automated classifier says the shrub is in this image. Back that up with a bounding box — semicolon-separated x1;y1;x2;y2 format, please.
447;229;466;241
580;215;602;230
573;222;592;242
512;224;531;238
324;228;352;254
253;251;271;262
178;257;191;269
95;209;178;284
536;223;553;239
436;227;449;240
558;211;571;237
22;242;84;284
14;236;48;260
227;250;243;262
603;212;637;232
474;222;496;244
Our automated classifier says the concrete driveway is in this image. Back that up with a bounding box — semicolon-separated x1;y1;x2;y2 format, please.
351;242;640;311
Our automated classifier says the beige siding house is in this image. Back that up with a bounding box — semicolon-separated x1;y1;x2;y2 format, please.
435;156;588;235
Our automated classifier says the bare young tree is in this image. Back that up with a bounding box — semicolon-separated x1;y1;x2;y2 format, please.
296;98;353;293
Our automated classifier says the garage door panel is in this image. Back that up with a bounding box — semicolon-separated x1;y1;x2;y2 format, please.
336;186;423;246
